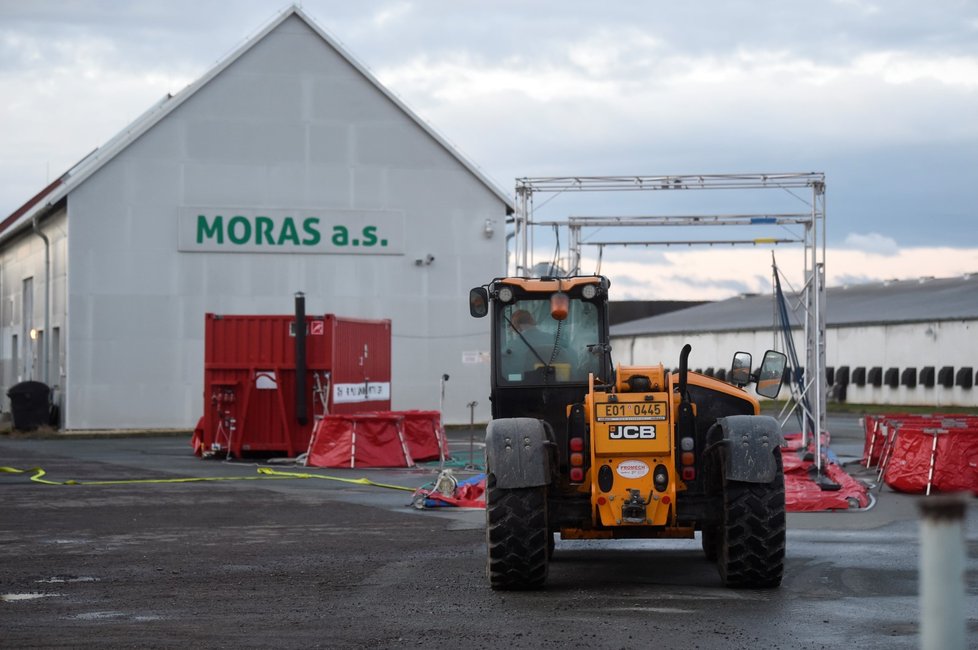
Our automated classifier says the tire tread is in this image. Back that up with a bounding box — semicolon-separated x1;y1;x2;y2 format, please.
719;448;786;588
486;474;549;590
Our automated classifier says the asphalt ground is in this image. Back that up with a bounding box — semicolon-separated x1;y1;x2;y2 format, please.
0;414;976;649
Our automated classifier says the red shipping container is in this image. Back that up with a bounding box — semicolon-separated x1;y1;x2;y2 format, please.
195;313;391;458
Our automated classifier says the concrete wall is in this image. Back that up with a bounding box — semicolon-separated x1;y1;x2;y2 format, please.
612;319;978;407
829;320;977;407
611;329;786;375
61;15;505;429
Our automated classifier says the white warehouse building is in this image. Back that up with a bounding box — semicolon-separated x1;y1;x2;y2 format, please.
610;274;978;408
0;7;510;430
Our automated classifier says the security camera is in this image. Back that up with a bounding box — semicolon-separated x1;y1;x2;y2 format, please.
425;254;435;265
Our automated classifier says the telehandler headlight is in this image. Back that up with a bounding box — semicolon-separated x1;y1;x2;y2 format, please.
581;284;597;300
497;287;514;303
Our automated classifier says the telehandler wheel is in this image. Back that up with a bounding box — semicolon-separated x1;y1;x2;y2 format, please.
717;447;786;588
485;473;549;590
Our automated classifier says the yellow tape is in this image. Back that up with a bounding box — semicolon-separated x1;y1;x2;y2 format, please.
256;468;415;492
0;466;415;492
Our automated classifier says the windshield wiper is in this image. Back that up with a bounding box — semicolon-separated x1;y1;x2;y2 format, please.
504;314;551;371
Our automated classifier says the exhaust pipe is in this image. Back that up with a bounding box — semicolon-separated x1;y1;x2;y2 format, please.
678;343;692;399
295;292;307;425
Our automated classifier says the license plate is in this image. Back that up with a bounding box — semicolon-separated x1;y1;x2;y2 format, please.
596;401;667;422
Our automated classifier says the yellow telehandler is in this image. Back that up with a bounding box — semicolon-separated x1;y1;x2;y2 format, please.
469;275;788;589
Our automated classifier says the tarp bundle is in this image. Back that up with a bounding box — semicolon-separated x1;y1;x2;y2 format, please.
863;414;978;495
782;433;871;511
413;473;486;508
305;411;448;468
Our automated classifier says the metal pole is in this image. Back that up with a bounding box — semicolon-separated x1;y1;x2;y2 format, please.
294;292;307;426
32;217;51;387
519;186;529;275
569;224;581;275
918;496;967;650
813;261;822;472
466;400;478;469
814;181;827;466
439;373;449;415
802;218;812;449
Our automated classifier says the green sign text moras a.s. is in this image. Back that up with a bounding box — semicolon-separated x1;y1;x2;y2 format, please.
178;208;405;255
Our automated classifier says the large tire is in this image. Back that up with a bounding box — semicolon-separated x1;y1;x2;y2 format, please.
485;473;549;590
717;447;786;588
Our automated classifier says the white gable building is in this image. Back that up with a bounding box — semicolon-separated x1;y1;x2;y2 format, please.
0;7;511;429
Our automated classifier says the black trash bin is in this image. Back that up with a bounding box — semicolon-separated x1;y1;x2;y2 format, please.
7;381;51;431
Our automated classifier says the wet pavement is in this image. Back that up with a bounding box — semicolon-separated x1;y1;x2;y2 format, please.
0;414;975;649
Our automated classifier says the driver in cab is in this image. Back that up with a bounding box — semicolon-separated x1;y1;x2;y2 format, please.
511;310;550;349
502;309;570;381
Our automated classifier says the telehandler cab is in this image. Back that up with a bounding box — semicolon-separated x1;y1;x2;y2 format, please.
469;275;788;590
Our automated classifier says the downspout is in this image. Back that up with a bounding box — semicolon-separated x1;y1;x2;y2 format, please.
32;216;51;387
294;292;307;426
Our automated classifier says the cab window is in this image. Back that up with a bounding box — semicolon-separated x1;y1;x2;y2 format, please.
496;297;602;384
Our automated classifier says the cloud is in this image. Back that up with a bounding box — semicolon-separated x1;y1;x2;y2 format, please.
542;244;978;300
842;232;900;255
611;274;652;289
835;273;880;287
2;0;978;257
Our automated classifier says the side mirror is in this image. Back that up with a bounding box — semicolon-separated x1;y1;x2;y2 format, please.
755;350;787;399
469;287;489;318
730;352;752;387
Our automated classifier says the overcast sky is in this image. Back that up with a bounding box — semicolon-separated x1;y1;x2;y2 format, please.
1;0;976;299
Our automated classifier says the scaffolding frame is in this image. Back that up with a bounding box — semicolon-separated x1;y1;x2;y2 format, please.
513;173;827;448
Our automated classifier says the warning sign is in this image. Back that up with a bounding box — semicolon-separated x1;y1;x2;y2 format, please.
310;320;325;336
462;351;489;364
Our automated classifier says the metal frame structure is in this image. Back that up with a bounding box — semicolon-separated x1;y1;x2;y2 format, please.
512;173;827;454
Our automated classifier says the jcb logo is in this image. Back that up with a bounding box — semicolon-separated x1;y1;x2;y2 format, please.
609;425;656;440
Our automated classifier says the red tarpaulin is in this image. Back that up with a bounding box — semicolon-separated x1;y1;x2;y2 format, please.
304;411;448;468
782;433;871;511
862;414;978;495
306;414;414;468
883;427;978;494
400;411;448;462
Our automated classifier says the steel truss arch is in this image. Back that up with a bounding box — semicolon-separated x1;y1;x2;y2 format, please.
511;172;827;456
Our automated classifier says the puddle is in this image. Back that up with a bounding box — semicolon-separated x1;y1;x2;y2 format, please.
36;576;100;584
73;611;126;620
2;593;62;602
70;611;164;622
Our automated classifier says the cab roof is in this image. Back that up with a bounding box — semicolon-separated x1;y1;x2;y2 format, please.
495;276;608;293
